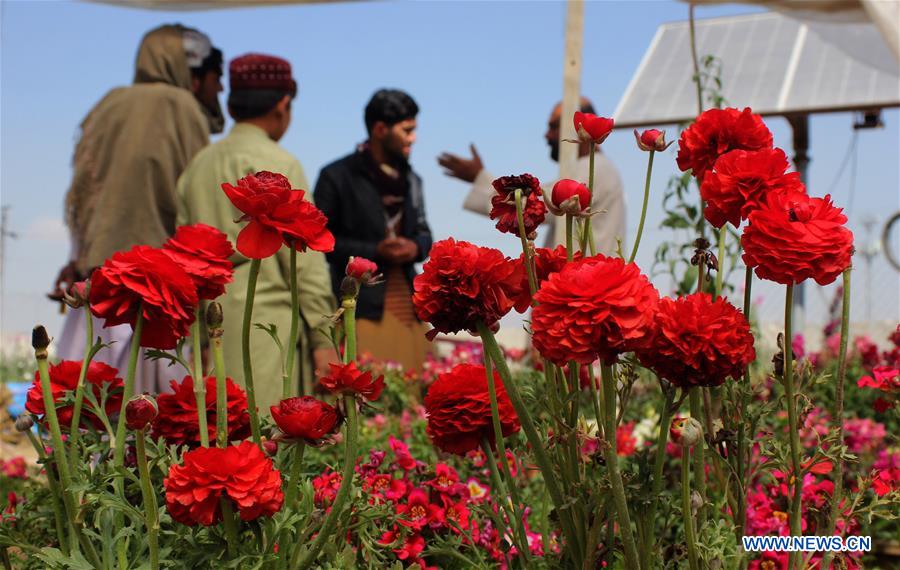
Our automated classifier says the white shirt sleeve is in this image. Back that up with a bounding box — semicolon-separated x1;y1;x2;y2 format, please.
462;169;495;216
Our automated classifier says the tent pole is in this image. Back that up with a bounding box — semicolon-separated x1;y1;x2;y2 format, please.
554;0;584;247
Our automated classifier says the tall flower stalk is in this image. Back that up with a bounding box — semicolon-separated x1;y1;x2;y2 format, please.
67;283;95;460
241;258;263;446
283;247;300;398
134;428;159;569
783;284;803;570
191;310;209;447
629;148;655;264
113;308;144;468
681;444;700;570
207;302;229;448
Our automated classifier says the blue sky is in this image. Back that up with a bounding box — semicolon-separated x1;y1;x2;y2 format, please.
1;0;898;339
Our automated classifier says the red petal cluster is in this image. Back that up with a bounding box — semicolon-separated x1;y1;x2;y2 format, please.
164;440;283;526
89;245;199;349
700;148;803;228
488;174;546;236
637;293;756;388
346;256;379;281
531;245;582;286
25;360;123;431
163;223;235;300
573;112;614;144
318;362;385;401
531;254;659;365
151;375;250;447
413;238;527;339
549;179;591;215
270;396;339;442
221;171;335;259
676;107;773;180
423;363;520;455
741;192;854;286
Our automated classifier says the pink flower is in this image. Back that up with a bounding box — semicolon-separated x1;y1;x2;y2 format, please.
389;436;417;471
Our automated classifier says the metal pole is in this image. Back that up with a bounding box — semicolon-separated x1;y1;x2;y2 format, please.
787;115;810;335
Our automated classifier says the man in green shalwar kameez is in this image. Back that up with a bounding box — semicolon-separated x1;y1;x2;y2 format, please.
176;54;338;413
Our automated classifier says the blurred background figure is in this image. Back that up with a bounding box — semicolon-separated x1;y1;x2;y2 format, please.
439;97;626;256
315;89;434;371
52;24;224;394
176;53;338;405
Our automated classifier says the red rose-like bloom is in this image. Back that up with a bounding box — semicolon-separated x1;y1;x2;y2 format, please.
424;363;520;455
164;440;283;526
90;245;198;349
742;192;853;286
531;255;659;365
26;360;123;431
318;362;385;401
548;179;591;216
489;174;546;236
270;396;339;442
526;245;582;287
637;293;755;388
151;375;250;447
346;256;378;281
163;224;235;300
573;112;614;144
221;171;335;259
700;148;803;228
413;238;527;339
676;107;773;180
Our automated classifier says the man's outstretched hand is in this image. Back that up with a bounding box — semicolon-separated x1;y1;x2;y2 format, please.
438;143;483;183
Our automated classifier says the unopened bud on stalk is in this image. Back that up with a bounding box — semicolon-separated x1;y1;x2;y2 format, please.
690;490;703;515
206;302;224;338
547;179;591;217
63;281;90;309
634;128;673;152
670;417;703;448
15;414;35;432
32;325;51;358
125;394;158;431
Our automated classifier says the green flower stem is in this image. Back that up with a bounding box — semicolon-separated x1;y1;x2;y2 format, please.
681;445;700;570
600;363;640;570
135;430;159;570
36;345;101;567
629;150;655;264
480;438;530;563
822;268;852;569
210;325;229;448
220;498;239;557
714;226;726;299
68;293;94;461
241;258;263;446
191;312;209;447
580;142;597;255
113;310;144;468
477;321;582;566
295;394;358;568
283;247;300;398
283;443;306;509
514;189;537;298
342;296;357;363
565;214;575;262
783;284;803;570
643;386;675;560
25;427;68;554
736;267;753;537
689;389;707;523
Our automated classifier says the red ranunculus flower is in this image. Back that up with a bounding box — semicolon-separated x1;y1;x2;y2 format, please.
346;256;379;282
125;394;158;431
634;128;672;152
700;148;803;228
164;440;283;526
270;396;339;442
413;238;527;339
25;360;123;431
741;192;854;286
318;362;385;401
676;107;773;180
548;179;591;216
221;171;335;259
531;245;582;285
90;245;199;349
163;223;235;300
151;375;250;447
637;292;755;388
531;254;659;365
424;363;520;455
573;112;614;144
489;174;546;237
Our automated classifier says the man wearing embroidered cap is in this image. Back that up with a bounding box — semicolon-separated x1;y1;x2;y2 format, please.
53;24;224;394
176;53;338;409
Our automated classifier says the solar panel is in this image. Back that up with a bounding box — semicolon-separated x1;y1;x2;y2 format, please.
613;12;900;128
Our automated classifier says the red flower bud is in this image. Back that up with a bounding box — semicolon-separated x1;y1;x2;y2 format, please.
548;179;591;216
634;128;672;152
262;439;279;456
64;281;90;309
125;394;158;431
573;112;614;144
270;396;339;443
669;417;703;448
346;257;379;283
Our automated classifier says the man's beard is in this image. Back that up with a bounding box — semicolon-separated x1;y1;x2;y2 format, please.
549;140;560;163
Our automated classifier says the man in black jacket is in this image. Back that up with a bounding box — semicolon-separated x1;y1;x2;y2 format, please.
314;89;433;371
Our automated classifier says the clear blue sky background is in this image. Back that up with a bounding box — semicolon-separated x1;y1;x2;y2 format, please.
1;0;898;339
